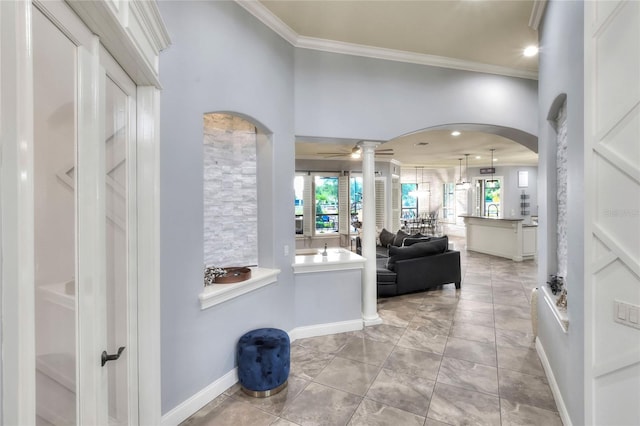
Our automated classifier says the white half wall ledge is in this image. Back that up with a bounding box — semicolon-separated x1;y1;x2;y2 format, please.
541;284;569;333
199;267;280;310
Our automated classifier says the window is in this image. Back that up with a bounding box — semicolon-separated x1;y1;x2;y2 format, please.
473;178;503;218
294;175;304;234
295;173;363;236
350;176;363;233
315;176;339;233
442;183;455;223
401;183;418;220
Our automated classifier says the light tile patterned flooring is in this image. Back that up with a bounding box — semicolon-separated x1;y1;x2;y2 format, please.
182;238;561;426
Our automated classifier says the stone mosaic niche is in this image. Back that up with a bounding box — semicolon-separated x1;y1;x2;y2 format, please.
203;113;258;268
555;100;568;280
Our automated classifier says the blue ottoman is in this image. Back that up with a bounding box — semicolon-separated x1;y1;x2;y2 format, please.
237;328;290;397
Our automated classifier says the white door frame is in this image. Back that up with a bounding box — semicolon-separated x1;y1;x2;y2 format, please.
0;0;168;424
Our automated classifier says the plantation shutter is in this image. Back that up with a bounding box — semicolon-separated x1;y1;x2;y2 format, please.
375;178;386;230
303;174;313;236
391;176;401;232
338;175;350;235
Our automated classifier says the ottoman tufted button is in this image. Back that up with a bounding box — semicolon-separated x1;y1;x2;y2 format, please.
236;328;290;397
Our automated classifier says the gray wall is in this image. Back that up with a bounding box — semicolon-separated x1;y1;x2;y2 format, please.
295;49;539;142
537;1;585;425
158;0;295;413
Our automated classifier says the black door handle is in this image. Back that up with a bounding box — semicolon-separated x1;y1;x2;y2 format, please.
101;346;125;367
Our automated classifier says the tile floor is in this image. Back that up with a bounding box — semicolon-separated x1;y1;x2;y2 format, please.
181;238;561;426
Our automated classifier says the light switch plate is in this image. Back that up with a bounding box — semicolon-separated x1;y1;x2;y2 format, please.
614;300;640;330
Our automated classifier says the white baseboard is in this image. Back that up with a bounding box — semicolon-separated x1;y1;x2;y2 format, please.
160;368;238;426
161;319;363;425
535;337;572;426
288;319;363;342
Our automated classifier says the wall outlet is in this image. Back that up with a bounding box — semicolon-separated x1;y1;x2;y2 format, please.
614;300;640;330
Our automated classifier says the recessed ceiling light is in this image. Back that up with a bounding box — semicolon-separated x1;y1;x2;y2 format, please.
493;158;498;162
475;156;481;159
523;45;539;57
451;131;461;136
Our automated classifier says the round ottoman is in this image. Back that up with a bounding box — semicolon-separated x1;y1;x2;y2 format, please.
237;328;290;397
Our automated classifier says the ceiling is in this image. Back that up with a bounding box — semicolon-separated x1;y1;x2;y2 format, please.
261;0;539;76
251;0;541;167
296;129;539;168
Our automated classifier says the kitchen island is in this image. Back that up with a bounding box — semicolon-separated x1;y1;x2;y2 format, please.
460;215;537;262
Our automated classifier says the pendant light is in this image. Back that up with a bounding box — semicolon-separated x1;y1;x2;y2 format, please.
455;158;465;189
462;153;471;190
409;166;429;196
486;148;498;188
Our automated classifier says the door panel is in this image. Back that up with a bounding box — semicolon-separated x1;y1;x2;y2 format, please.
33;7;78;425
32;3;139;424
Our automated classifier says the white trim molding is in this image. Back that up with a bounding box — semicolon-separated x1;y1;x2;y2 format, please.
529;0;548;31
160;368;238;426
289;319;363;342
0;1;36;423
536;337;573;426
235;0;538;80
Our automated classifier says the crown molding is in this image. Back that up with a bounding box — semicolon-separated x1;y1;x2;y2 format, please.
235;0;538;81
235;0;297;45
529;0;548;31
297;36;538;80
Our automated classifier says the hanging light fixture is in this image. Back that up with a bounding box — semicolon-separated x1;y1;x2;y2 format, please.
350;146;361;159
409;166;429;197
486;148;499;188
462;153;471;190
455;158;464;188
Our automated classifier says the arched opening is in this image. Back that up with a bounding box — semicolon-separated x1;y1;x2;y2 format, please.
203;112;274;271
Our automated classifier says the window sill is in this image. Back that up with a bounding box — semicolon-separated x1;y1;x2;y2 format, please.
541;285;569;333
199;267;280;310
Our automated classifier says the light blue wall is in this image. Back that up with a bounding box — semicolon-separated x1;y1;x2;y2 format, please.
295;49;539;142
157;0;541;416
158;0;295;413
537;1;585;425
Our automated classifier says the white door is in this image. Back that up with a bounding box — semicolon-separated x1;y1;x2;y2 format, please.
585;1;640;425
32;3;138;424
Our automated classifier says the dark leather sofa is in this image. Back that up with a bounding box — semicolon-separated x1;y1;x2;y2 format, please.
357;233;461;297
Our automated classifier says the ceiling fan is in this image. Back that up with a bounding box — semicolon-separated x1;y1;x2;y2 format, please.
316;145;394;159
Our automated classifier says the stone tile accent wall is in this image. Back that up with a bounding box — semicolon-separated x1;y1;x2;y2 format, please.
203;114;258;267
555;101;568;279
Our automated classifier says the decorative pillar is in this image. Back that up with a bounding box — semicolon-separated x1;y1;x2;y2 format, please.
360;142;383;326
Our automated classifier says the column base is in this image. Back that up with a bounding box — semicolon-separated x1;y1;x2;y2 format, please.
363;315;383;326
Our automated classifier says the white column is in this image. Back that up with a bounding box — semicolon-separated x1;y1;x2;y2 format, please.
360;142;382;326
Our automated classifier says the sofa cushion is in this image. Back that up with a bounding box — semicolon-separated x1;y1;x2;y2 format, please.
386;236;449;271
402;236;432;246
379;228;395;248
392;230;410;247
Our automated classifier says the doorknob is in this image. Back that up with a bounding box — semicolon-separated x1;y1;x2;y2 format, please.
101;346;125;367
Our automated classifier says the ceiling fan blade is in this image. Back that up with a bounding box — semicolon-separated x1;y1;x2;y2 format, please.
375;148;394;152
375;152;394;156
